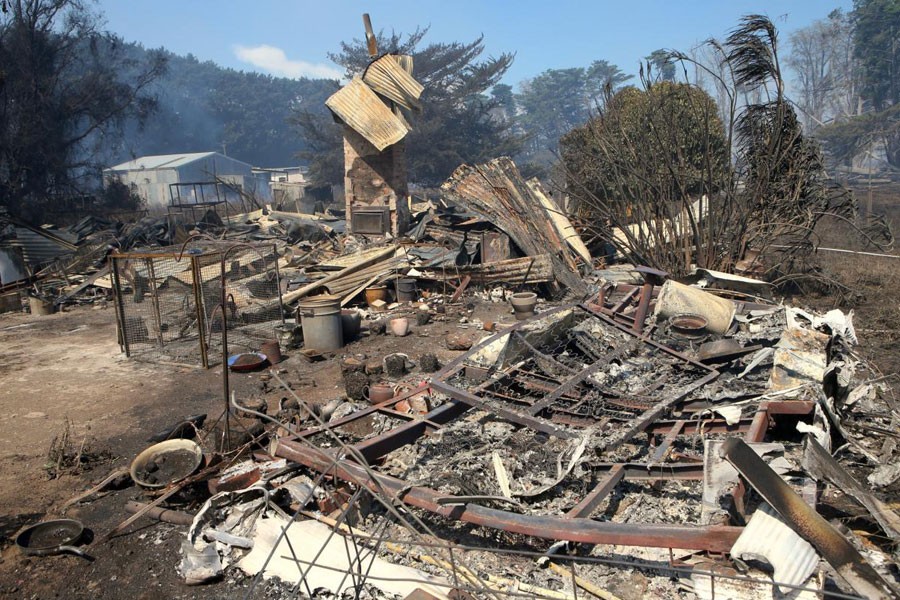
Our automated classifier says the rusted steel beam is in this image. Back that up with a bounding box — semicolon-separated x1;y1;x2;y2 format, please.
296;384;433;438
430;378;577;439
645;418;752;435
526;340;640;415
745;403;771;442
765;400;816;415
609;287;639;314
276;440;742;553
511;331;578;376
352;400;470;462
449;275;471;303
566;465;625;519
592;462;704;480
720;438;899;600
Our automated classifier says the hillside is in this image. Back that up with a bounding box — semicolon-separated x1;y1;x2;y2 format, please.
109;43;339;168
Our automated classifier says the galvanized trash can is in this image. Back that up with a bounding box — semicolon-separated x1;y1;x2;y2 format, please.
296;294;343;352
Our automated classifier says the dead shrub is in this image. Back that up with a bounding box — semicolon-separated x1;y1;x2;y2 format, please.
45;417;113;479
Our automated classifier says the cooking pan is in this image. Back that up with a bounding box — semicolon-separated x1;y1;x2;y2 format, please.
15;519;93;561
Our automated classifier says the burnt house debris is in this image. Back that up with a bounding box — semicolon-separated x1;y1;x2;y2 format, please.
4;15;900;600
10;180;899;598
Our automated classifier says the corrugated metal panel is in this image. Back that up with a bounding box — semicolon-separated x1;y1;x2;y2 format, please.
0;247;28;284
421;254;554;284
729;502;820;593
320;244;399;269
325;77;409;151
395;54;414;74
9;227;75;267
441;158;587;293
105;152;219;172
363;55;423;112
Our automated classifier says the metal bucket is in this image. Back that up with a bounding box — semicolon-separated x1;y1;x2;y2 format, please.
297;295;343;352
654;280;735;334
28;296;53;316
260;340;282;364
396;278;417;303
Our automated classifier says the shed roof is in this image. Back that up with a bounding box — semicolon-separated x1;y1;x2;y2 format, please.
105;152;247;173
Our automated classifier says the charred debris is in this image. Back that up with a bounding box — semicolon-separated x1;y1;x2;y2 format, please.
4;154;898;599
3;17;900;600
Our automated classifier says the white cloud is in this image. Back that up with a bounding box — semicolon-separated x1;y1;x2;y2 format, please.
233;44;342;80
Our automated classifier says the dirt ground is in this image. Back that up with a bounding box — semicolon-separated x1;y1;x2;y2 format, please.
0;297;513;599
802;183;900;376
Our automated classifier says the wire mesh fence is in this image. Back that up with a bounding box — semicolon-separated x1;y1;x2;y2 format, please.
111;241;284;368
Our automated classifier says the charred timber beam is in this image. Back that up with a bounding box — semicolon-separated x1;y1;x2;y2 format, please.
565;465;625;519
276;439;742;553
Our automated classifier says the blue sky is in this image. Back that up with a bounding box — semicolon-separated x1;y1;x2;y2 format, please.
98;1;852;87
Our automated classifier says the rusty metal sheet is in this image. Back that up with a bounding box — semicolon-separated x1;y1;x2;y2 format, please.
478;231;511;264
422;254;553;284
441;158;586;292
326;77;409;151
363;54;423;112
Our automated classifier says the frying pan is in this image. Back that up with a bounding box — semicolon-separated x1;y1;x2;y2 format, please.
15;519;93;561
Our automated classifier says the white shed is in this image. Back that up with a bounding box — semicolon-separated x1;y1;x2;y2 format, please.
104;152;267;210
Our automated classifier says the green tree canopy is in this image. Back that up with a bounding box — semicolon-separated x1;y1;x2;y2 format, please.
516;61;631;165
645;49;676;81
853;0;900;111
0;0;166;219
560;81;728;209
815;1;900;168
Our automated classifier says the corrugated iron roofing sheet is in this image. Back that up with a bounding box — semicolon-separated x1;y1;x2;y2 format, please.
363;54;423;112
395;54;414;74
105;152;221;172
9;227;75;267
729;502;820;593
325;77;409;151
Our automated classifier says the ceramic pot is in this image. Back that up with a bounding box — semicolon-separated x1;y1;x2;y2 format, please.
509;292;537;320
389;317;410;337
364;382;395;404
365;285;389;306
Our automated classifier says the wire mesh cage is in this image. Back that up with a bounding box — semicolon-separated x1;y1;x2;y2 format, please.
110;242;284;368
